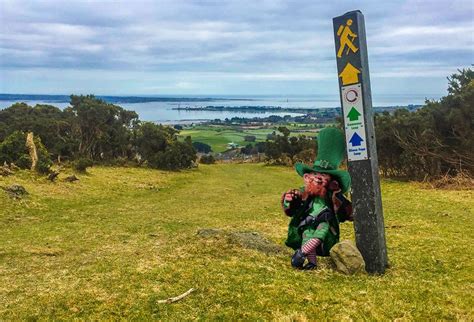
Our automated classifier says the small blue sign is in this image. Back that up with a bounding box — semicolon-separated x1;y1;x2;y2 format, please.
349;132;363;146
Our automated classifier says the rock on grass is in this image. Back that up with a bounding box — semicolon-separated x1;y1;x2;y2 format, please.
2;184;28;199
330;240;365;275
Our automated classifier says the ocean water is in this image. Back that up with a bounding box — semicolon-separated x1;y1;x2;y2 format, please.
0;94;438;124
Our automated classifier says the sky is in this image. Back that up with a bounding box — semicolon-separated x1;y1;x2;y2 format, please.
0;0;472;97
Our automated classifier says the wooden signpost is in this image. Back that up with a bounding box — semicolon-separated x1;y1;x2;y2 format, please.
333;10;388;274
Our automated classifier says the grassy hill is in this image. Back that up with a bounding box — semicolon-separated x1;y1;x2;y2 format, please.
0;164;473;320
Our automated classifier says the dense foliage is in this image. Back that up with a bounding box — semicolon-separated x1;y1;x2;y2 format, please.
0;131;52;173
0;95;197;171
375;68;473;178
263;127;317;165
199;154;216;164
192;141;212;153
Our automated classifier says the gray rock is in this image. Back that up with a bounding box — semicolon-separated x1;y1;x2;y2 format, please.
2;184;28;199
330;240;365;274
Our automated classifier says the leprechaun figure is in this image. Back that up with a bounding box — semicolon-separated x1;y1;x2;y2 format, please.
282;127;353;270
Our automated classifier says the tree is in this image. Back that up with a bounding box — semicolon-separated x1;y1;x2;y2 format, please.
134;122;196;170
69;95;138;160
0;103;77;160
134;122;176;160
264;127;317;165
192;141;212;153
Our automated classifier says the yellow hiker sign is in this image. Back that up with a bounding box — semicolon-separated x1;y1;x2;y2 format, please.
337;19;358;58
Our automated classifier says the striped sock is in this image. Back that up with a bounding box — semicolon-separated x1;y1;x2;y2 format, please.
302;238;321;265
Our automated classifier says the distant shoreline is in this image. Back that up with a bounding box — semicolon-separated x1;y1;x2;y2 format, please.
173;105;423;114
0;93;254;104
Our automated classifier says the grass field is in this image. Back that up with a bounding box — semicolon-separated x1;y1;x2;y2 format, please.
1;164;473;320
179;125;319;152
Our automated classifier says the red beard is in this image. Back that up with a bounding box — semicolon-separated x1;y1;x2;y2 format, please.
304;181;328;198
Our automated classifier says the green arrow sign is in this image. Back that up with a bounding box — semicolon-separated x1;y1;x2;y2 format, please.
347;107;361;121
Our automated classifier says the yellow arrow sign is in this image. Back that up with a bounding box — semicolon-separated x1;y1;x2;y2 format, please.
339;62;360;85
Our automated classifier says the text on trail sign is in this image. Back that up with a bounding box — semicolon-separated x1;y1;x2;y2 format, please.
342;84;367;161
336;19;359;58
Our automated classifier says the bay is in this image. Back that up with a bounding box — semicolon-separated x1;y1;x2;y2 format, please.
0;93;439;124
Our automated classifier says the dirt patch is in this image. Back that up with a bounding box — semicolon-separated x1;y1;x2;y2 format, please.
197;229;286;255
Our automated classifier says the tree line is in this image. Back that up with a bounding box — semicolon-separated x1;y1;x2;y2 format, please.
254;68;473;180
0;95;197;172
1;68;471;180
374;68;473;179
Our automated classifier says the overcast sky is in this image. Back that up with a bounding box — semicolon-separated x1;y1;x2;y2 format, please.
0;0;472;97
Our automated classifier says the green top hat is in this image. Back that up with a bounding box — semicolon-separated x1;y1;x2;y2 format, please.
295;127;351;193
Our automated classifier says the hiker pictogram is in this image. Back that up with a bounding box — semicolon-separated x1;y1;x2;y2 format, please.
337;19;358;58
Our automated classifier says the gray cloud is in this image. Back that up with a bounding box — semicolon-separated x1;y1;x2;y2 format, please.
0;0;472;95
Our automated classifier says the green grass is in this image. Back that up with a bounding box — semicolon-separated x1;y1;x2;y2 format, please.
1;164;473;320
179;125;319;152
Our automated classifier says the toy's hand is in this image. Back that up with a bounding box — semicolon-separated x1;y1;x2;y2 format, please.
284;189;302;203
328;180;340;192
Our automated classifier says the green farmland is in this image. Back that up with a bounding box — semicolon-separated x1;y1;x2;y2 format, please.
179;125;320;152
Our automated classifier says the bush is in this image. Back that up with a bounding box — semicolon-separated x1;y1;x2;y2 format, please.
0;131;52;173
0;131;29;167
264;127;316;165
244;135;256;142
73;158;93;172
240;144;256;155
149;141;196;170
293;148;316;165
34;136;53;174
16;154;32;169
135;122;197;171
375;68;474;179
192;141;212;153
200;154;215;164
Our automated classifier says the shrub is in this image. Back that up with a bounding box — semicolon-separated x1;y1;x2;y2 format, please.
16;154;32;169
0;131;29;167
293;148;316;165
73;158;93;172
0;131;52;173
200;154;215;164
375;68;474;178
244;135;256;142
34;136;53;174
149;141;196;170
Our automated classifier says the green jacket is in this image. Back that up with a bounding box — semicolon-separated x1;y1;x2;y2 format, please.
282;189;353;256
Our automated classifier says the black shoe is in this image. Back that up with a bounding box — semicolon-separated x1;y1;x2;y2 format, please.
303;262;317;270
291;249;306;269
